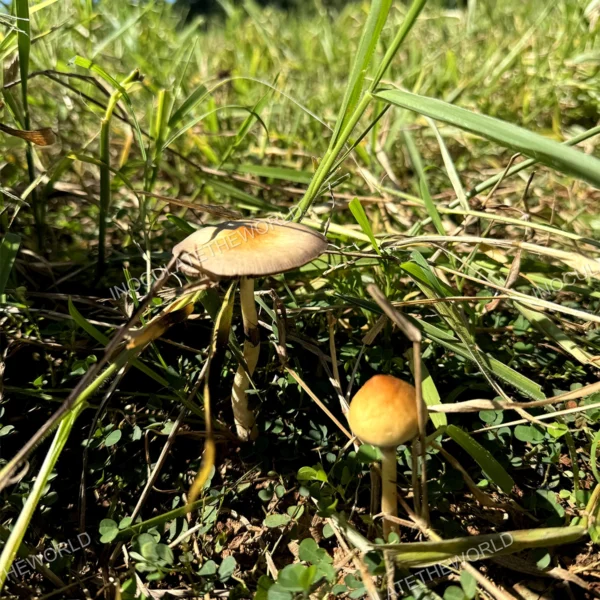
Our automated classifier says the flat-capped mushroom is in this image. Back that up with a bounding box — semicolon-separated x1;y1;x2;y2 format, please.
348;374;418;539
173;218;327;440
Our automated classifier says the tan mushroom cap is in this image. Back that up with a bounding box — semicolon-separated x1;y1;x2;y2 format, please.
173;219;328;279
348;375;418;448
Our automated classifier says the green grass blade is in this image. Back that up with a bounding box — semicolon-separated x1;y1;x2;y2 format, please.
165;105;264;148
15;0;30;118
446;425;515;494
375;89;600;189
420;320;545;401
15;0;40;243
407;350;447;428
68;297;171;389
369;0;428;89
420;177;445;236
426;116;469;211
208;179;277;212
0;405;85;590
168;83;210;129
386;526;586;567
591;432;600;485
348;197;380;255
0;232;20;299
330;0;392;146
468;124;600;199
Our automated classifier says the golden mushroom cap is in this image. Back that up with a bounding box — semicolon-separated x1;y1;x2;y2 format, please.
348;375;418;448
173;219;327;279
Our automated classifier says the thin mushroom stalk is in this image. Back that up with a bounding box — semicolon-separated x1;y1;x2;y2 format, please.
232;276;260;440
380;447;399;539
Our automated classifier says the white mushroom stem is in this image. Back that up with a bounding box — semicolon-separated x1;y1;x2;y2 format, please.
381;447;399;539
231;277;260;441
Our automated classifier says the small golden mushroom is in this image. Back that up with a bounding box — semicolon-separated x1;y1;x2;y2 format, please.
348;374;418;539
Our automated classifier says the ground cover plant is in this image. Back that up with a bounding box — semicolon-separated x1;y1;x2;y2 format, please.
1;0;600;597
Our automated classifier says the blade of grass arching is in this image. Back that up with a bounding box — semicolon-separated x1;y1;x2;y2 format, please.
425;117;469;211
446;425;514;494
210;75;329;130
218;80;275;167
385;526;586;568
348;198;381;255
374;89;600;189
0;232;20;302
15;0;39;245
329;0;392;147
164;105;266;148
515;304;594;366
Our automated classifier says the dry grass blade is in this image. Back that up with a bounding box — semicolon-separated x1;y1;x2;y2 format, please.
472;400;600;434
187;282;236;505
429;380;600;413
285;366;353;440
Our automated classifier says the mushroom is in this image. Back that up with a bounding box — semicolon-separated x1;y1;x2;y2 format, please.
347;374;418;539
173;218;327;441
